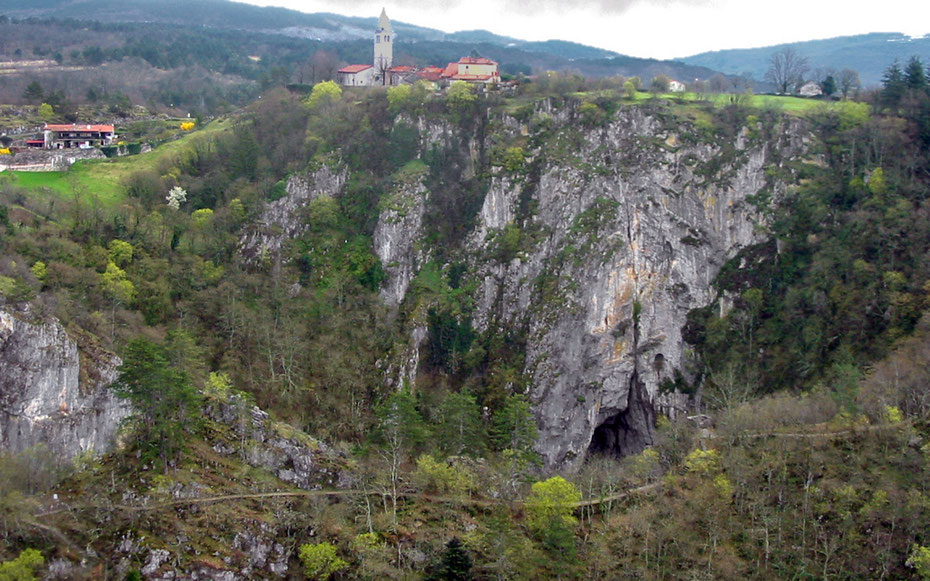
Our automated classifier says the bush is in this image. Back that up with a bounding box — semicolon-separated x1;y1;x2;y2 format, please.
0;548;44;581
413;454;477;497
298;542;348;580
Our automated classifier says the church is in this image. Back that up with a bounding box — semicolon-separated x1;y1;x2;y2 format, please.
337;9;499;87
337;9;393;87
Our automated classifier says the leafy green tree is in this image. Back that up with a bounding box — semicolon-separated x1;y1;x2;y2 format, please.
437;390;486;457
623;79;637;100
524;476;582;532
387;84;412;113
0;548;44;581
820;75;837;97
909;544;930;579
107;239;134;267
305;80;343;110
298;542;348;581
113;338;202;468
37;103;54;122
428;537;473;581
446;82;477;122
101;261;135;305
650;74;670;93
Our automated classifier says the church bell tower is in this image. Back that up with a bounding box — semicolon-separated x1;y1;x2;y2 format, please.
374;8;393;84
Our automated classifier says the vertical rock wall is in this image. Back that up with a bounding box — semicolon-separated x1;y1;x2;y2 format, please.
0;310;129;460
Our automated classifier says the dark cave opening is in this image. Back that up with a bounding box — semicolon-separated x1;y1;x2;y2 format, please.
586;372;657;460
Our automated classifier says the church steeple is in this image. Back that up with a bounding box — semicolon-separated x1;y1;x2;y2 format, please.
374;8;393;83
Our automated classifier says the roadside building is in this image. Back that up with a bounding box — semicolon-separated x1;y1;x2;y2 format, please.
43;124;115;149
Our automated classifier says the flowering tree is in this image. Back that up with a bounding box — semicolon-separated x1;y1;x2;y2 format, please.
166;186;187;210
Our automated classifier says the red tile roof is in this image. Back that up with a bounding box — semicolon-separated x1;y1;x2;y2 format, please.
441;63;459;78
45;124;114;132
458;57;498;66
338;64;373;74
417;67;444;81
389;65;417;73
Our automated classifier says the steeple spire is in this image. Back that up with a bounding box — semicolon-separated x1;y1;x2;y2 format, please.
378;8;391;33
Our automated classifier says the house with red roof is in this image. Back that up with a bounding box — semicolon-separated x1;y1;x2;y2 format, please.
338;64;374;87
43;124;116;149
440;56;500;84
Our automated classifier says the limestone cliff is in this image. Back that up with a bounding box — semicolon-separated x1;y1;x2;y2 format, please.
237;102;807;472
464;108;805;469
0;309;130;460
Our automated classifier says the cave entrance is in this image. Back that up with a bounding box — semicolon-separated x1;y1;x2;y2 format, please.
587;373;656;460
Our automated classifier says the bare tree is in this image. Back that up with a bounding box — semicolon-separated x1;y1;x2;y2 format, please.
709;73;731;93
837;68;861;99
765;47;809;94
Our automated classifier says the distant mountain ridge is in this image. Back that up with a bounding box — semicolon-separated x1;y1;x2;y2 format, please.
0;0;621;61
679;33;930;86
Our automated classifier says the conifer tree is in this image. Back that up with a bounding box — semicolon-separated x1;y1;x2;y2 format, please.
881;61;906;107
904;56;927;91
437;390;486;457
428;537;473;581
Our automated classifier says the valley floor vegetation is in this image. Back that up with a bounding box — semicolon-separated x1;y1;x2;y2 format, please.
2;57;930;578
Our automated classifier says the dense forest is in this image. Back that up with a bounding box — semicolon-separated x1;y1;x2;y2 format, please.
1;54;930;578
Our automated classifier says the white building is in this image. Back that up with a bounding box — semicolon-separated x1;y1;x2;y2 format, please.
337;64;374;86
339;8;394;87
373;8;393;84
668;79;686;93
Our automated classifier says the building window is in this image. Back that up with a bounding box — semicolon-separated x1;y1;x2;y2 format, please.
386;35;390;41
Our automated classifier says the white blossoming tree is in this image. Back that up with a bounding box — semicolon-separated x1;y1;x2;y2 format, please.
166;186;187;210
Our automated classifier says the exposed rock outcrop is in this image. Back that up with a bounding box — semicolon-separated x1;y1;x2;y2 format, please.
239;164;347;261
0;309;129;460
205;392;353;490
373;172;429;307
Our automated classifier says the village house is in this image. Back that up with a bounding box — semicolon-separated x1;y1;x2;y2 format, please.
42;123;116;149
668;79;686;93
441;56;500;84
338;64;374;87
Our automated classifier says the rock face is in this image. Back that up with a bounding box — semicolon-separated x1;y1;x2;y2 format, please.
237;103;807;473
239;165;347;261
462;108;805;470
0;309;130;460
373;173;429;307
205;393;353;490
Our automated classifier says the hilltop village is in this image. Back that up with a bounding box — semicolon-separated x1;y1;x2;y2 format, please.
337;9;501;87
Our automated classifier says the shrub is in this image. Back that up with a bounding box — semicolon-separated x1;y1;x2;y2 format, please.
298;542;348;580
0;548;44;581
413;454;477;497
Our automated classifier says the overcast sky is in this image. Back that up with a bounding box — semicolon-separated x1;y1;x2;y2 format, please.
240;0;929;60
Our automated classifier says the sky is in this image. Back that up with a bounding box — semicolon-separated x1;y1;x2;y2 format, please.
240;0;929;60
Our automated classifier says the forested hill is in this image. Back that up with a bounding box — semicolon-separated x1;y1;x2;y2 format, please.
0;0;719;84
679;32;930;86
